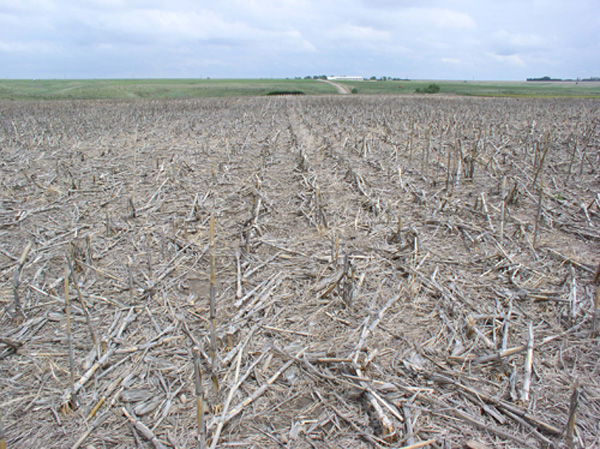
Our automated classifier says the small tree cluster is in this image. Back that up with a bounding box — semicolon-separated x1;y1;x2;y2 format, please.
416;83;440;94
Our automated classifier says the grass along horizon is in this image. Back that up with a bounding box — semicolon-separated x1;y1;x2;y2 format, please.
0;78;599;100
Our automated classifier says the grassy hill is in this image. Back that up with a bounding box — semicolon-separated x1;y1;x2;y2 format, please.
0;78;598;100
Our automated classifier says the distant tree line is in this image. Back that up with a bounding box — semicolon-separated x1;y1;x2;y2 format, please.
527;76;563;82
296;75;411;81
368;76;410;81
527;76;600;82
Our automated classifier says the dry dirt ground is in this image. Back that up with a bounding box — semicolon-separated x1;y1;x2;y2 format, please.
1;96;599;449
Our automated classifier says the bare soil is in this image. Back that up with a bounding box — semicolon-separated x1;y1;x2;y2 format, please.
1;95;599;448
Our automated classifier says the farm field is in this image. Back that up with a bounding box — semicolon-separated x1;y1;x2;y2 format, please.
341;80;600;98
1;78;599;100
0;95;599;448
0;78;337;100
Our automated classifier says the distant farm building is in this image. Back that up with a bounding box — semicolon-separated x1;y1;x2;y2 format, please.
327;76;364;81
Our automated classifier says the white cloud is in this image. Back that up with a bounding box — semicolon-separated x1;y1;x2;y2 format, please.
0;0;597;79
0;39;58;53
87;9;250;42
492;30;549;51
442;57;461;64
392;7;476;30
426;8;476;30
328;24;391;41
487;52;526;67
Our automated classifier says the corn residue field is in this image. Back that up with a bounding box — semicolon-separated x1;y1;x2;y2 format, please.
1;96;599;449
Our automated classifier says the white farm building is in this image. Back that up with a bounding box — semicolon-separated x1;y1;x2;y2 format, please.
327;76;364;81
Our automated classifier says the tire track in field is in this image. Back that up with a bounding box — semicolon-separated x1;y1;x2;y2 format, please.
286;97;370;241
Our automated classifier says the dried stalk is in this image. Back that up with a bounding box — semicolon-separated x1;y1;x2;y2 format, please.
193;346;206;448
592;285;600;338
501;300;513;352
208;328;258;449
500;176;507;240
105;211;111;236
565;379;580;449
71;412;109;449
428;372;561;435
129;147;138;218
464;320;585;366
418;387;529;446
521;321;534;404
146;233;152;278
569;273;578;323
407;121;414;163
480;192;495;232
531;132;550;189
235;248;242;300
61;346;116;409
396;439;437;449
402;404;415;446
208;215;219;393
351;295;401;443
127;257;134;303
12;241;32;319
0;411;5;449
220;347;308;427
128;196;136;218
67;248;98;348
122;407;167;449
64;264;75;409
565;134;578;185
341;252;354;306
366;389;397;443
533;178;544;248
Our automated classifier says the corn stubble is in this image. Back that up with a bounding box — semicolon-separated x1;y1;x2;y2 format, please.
0;96;598;448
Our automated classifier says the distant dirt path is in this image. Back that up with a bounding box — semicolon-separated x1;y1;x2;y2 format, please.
318;79;351;94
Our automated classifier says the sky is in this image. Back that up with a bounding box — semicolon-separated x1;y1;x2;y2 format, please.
1;0;598;80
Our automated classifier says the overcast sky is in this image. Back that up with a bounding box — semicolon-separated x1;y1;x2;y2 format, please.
1;0;598;80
